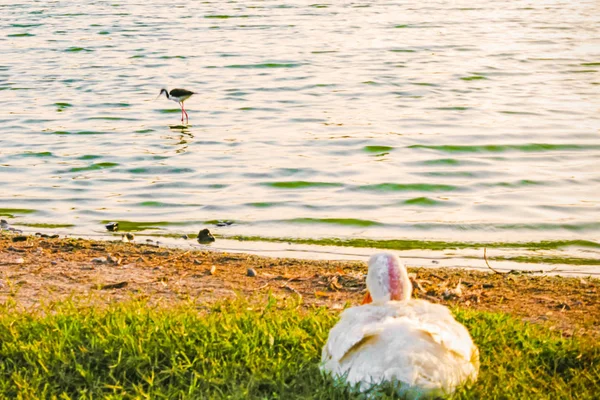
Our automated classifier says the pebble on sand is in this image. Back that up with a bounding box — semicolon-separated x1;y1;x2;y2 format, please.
105;222;119;232
247;268;257;277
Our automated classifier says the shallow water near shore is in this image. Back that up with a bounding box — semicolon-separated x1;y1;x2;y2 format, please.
1;1;599;258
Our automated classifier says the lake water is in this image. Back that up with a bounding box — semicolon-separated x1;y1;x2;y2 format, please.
1;0;599;246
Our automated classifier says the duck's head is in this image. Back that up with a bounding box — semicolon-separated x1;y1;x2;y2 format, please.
362;252;412;304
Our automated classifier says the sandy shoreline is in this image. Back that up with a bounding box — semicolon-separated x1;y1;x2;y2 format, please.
1;234;598;338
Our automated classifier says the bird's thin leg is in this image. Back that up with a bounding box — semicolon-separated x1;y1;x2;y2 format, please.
179;102;184;122
182;102;189;122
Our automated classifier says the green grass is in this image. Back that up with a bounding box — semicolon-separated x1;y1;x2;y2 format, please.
0;298;598;399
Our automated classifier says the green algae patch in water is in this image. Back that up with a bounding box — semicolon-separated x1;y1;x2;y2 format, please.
11;23;43;27
422;158;462;166
55;102;72;112
136;201;192;208
408;143;600;153
363;145;394;153
77;155;103;160
19;223;75;229
21;151;54;158
403;197;444;206
0;208;37;218
265;181;343;189
435;106;471;111
486;180;545;188
69;162;119;173
285;218;382;227
72;131;107;135
461;75;488;81
65;47;93;52
246;202;279;208
100;220;195;232
357;183;459;192
8;33;35;37
493;255;600;266
204;15;250;18
223;235;600;264
421;171;476;178
159;109;183;114
225;63;302;69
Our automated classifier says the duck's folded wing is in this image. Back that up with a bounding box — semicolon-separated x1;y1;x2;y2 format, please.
397;300;476;362
322;305;393;364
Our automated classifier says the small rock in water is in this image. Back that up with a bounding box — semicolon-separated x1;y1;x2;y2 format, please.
105;222;119;232
12;236;28;243
92;257;107;264
0;219;10;230
209;265;217;275
216;220;234;227
197;228;215;243
181;234;189;240
146;239;154;243
247;268;257;277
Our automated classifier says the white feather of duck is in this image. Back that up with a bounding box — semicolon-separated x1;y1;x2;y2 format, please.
321;252;479;398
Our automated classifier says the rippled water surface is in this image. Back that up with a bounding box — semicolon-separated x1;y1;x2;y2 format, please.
1;0;599;244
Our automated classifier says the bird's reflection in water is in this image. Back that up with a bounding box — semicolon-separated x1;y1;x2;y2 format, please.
168;125;193;154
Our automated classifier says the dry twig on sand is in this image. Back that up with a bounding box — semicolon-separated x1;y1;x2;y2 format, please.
484;248;507;275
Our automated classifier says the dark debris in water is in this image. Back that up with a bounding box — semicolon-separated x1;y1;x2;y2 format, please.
197;229;216;243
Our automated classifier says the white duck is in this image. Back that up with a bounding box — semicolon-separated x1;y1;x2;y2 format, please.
321;252;479;398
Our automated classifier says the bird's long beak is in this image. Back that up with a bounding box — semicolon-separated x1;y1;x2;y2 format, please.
155;93;161;101
362;291;372;304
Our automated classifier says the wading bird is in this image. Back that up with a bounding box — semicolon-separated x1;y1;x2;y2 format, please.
157;88;195;123
321;252;479;398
